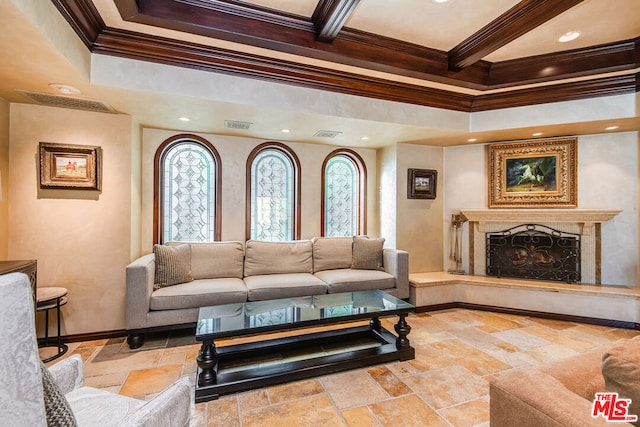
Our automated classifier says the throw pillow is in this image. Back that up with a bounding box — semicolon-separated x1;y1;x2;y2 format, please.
153;244;193;290
351;236;385;270
602;337;640;425
41;361;78;427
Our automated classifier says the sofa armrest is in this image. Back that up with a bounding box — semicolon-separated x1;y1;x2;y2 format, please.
49;354;84;395
123;377;191;427
125;253;156;330
383;248;409;299
490;368;632;427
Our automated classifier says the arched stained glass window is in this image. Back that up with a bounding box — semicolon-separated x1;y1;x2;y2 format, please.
247;143;300;241
155;135;221;243
322;149;366;237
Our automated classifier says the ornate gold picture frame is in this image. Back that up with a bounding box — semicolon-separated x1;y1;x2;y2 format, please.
488;138;577;208
39;142;102;191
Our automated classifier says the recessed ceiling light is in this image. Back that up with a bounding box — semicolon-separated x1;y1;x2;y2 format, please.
281;129;290;133
48;83;81;95
467;138;477;142
558;31;580;43
432;0;449;3
605;125;619;131
179;117;190;122
361;136;369;141
532;132;543;137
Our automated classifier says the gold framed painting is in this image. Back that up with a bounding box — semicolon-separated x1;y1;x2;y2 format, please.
39;142;102;191
488;137;577;208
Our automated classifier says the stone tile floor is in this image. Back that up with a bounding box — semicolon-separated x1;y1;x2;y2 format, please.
44;308;640;426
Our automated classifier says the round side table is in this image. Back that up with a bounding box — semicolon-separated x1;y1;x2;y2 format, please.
37;287;69;363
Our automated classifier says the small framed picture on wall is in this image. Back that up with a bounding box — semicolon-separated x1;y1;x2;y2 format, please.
39;142;102;191
407;168;437;199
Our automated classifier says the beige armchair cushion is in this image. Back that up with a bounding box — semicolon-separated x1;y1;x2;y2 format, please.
351;236;385;270
602;337;640;425
312;237;353;272
153;244;193;290
244;240;313;276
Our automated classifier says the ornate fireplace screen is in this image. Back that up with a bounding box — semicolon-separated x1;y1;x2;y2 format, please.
486;224;581;283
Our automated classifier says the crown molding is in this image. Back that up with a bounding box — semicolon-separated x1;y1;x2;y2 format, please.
471;73;638;112
93;28;474;111
489;38;639;88
50;0;640;113
50;0;105;48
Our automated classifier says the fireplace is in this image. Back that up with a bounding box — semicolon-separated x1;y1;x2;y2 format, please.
486;224;581;283
459;209;621;285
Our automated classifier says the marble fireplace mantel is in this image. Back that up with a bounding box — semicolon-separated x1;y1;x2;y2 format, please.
460;209;621;235
458;208;622;284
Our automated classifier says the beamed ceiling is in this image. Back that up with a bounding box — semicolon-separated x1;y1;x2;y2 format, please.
2;0;640;147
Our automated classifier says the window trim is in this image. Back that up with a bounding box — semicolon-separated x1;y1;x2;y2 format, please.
246;142;301;241
153;134;222;244
321;148;367;236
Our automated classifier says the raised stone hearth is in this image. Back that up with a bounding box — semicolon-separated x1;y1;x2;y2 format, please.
409;272;640;327
461;209;621;285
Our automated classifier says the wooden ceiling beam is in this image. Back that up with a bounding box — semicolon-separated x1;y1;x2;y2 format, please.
112;0;489;89
312;0;361;42
448;0;584;71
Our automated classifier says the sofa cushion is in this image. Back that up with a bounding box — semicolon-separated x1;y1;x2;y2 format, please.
244;240;313;276
244;273;327;301
312;237;353;272
153;244;193;290
314;269;395;294
150;278;247;310
189;241;245;280
351;236;385;270
602;337;640;425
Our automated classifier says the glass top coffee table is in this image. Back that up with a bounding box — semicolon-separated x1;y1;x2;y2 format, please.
195;290;415;402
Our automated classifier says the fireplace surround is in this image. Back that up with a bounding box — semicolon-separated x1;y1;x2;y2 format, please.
461;209;621;285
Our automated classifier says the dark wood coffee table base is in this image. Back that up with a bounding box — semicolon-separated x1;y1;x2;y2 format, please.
195;315;414;403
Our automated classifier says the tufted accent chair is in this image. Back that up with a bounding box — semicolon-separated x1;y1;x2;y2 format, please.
0;273;192;426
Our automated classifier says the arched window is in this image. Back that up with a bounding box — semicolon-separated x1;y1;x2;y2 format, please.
154;134;221;244
322;149;367;237
246;142;301;241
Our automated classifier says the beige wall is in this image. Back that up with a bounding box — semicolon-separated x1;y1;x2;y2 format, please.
9;103;133;336
140;128;379;255
0;98;9;259
378;143;444;273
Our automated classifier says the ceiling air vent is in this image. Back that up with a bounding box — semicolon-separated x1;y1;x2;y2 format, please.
314;130;342;138
19;91;117;114
224;120;252;130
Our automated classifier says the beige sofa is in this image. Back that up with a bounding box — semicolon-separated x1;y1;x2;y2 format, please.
490;336;640;427
125;237;409;348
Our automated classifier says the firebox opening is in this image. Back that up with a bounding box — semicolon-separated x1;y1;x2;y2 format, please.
486;224;581;283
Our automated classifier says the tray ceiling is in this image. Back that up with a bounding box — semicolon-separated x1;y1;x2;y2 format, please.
1;0;639;147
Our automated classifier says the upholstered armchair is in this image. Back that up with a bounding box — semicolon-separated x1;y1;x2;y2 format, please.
0;272;192;426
